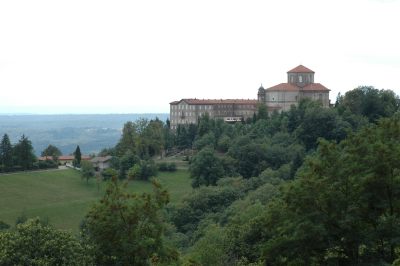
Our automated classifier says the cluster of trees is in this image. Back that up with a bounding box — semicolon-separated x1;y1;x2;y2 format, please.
2;86;400;265
0;134;37;172
0;133;83;173
97;118;171;181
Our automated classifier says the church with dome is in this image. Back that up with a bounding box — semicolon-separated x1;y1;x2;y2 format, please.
169;65;330;129
257;65;330;112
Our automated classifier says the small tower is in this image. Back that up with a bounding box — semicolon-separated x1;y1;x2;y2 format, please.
287;65;315;88
257;84;266;103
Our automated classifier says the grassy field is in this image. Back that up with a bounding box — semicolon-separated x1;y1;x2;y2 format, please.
0;168;191;232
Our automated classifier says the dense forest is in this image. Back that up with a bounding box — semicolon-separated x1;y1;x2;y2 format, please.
2;86;400;265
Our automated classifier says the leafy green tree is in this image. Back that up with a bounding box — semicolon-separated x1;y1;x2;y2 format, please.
101;167;118;180
127;160;157;181
73;145;82;167
0;218;94;265
295;104;350;150
263;115;400;265
257;103;268;120
189;147;225;187
197;113;213;137
170;185;241;234
83;178;178;265
115;121;139;156
139;118;165;157
81;160;95;184
0;134;13;171
337;86;400;122
228;136;270;178
41;144;62;161
118;151;140;179
13;134;35;170
193;132;216;150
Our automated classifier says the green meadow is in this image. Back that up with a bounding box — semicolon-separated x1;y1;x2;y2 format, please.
0;168;191;232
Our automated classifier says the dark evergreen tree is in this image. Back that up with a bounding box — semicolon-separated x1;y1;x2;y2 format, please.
0;134;13;171
73;145;82;167
13;135;35;170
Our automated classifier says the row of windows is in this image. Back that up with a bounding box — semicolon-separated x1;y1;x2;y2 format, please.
170;119;196;124
171;110;253;117
171;105;212;110
171;104;255;110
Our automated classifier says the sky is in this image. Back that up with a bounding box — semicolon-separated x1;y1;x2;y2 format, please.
1;0;399;114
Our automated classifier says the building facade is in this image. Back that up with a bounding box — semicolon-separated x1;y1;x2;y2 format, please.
258;65;330;112
169;99;257;130
170;65;330;128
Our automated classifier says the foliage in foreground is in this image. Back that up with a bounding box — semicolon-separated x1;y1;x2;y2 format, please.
83;178;178;265
0;218;94;265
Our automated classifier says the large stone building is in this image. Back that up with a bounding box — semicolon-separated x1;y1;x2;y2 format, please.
169;99;257;130
257;65;330;112
170;65;330;129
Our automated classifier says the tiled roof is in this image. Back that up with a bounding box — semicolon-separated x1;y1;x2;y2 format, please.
170;99;258;105
287;65;315;73
91;156;112;163
58;155;91;161
38;156;54;161
302;83;330;91
38;155;91;161
266;83;299;92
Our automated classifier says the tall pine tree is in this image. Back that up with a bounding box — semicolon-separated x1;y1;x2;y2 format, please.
73;145;82;167
0;134;13;171
13;135;35;170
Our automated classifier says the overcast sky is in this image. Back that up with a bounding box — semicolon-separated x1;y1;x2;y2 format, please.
1;0;399;114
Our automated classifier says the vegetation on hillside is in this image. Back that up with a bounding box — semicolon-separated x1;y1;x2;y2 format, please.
2;86;400;265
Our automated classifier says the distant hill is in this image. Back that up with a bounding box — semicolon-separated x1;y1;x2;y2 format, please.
0;114;168;156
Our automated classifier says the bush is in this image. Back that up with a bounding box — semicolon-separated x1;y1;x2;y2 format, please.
0;221;10;230
0;218;94;265
35;160;58;169
157;162;168;171
166;162;177;171
128;160;158;180
101;168;118;180
157;162;177;172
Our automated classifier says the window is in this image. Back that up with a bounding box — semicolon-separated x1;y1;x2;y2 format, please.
298;75;303;82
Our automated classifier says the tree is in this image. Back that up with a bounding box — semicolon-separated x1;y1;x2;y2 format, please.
115;121;140;156
263;115;400;265
13;134;35;170
127;160;157;181
0;134;13;171
41;144;62;161
81;160;95;184
336;86;400;122
189;147;225;187
0;218;94;265
257;103;268;120
83;178;178;265
73;145;82;167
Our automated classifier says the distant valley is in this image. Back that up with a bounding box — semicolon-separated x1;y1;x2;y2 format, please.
0;114;168;156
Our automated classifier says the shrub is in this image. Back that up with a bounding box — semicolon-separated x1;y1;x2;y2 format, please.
157;162;177;172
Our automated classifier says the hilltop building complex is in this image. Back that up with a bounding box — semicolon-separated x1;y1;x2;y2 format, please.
169;65;330;129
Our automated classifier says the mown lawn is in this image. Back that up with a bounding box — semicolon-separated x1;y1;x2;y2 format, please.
0;168;191;232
